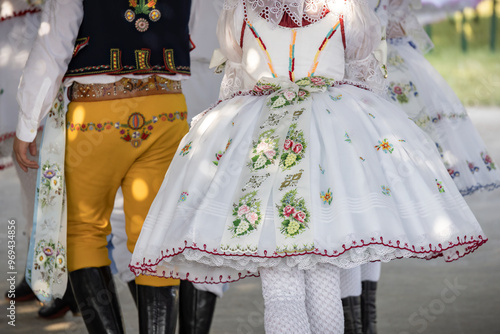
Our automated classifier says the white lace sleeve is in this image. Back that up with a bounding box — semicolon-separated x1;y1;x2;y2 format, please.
343;0;387;94
216;1;247;99
387;0;434;53
219;61;245;100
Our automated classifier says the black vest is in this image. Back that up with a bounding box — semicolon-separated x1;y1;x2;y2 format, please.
65;0;191;78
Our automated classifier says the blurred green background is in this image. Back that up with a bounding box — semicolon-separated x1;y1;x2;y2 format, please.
424;0;500;106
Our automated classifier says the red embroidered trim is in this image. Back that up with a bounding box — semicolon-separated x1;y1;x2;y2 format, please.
0;162;14;171
0;126;44;144
129;235;487;283
0;7;41;22
73;37;90;57
340;16;346;50
0;131;16;143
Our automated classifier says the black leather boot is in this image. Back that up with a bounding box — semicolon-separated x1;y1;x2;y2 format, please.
5;275;36;302
361;281;377;334
179;280;217;334
69;266;124;334
342;296;363;334
127;279;137;306
38;282;80;319
137;284;179;334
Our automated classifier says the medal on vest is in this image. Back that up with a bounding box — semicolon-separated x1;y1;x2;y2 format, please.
125;0;161;32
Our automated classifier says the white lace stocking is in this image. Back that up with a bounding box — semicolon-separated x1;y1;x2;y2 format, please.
260;267;312;334
360;262;381;282
305;263;344;334
340;267;362;298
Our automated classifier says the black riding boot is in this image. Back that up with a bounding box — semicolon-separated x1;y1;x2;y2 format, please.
361;281;377;334
342;296;363;334
38;282;80;319
137;284;179;334
179;280;217;334
69;266;124;334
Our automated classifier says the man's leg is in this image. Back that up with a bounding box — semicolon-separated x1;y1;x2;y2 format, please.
65;98;143;333
120;93;188;334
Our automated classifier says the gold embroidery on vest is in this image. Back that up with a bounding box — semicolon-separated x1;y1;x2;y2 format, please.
163;49;176;73
110;49;122;71
135;49;151;70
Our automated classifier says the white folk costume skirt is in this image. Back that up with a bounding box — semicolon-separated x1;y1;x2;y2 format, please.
130;77;486;284
386;37;500;196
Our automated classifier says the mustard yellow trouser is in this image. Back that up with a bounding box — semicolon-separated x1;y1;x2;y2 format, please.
65;94;188;286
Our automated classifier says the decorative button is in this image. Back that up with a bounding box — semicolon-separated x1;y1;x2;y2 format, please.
149;9;161;22
125;9;135;22
135;18;149;32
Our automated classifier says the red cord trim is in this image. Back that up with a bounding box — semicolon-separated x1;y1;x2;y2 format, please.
340;16;346;50
0;131;16;143
240;19;246;48
189;36;196;52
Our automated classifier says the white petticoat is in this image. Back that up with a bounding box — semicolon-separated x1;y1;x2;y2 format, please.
386;37;500;196
130;83;486;284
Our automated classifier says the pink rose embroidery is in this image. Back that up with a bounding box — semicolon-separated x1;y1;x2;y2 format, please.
256;142;272;153
294;211;306;223
264;150;276;159
394;86;403;95
284;139;293;151
293;143;303;154
283;205;295;217
238;205;250;216
298;90;306;97
246;212;258;224
311;77;325;85
283;90;296;101
253;85;263;93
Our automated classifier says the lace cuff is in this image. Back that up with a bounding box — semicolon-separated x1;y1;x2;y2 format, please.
345;55;387;95
219;60;245;100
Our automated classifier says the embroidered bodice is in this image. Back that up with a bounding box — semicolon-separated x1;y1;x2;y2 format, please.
240;9;346;88
217;0;386;99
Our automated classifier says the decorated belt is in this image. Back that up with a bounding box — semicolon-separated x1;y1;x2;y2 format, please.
70;75;182;102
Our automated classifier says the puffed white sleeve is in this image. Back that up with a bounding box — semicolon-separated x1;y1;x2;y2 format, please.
343;0;387;93
386;0;434;53
215;1;246;100
16;0;83;142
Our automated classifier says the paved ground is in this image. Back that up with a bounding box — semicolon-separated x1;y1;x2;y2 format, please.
0;107;499;334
